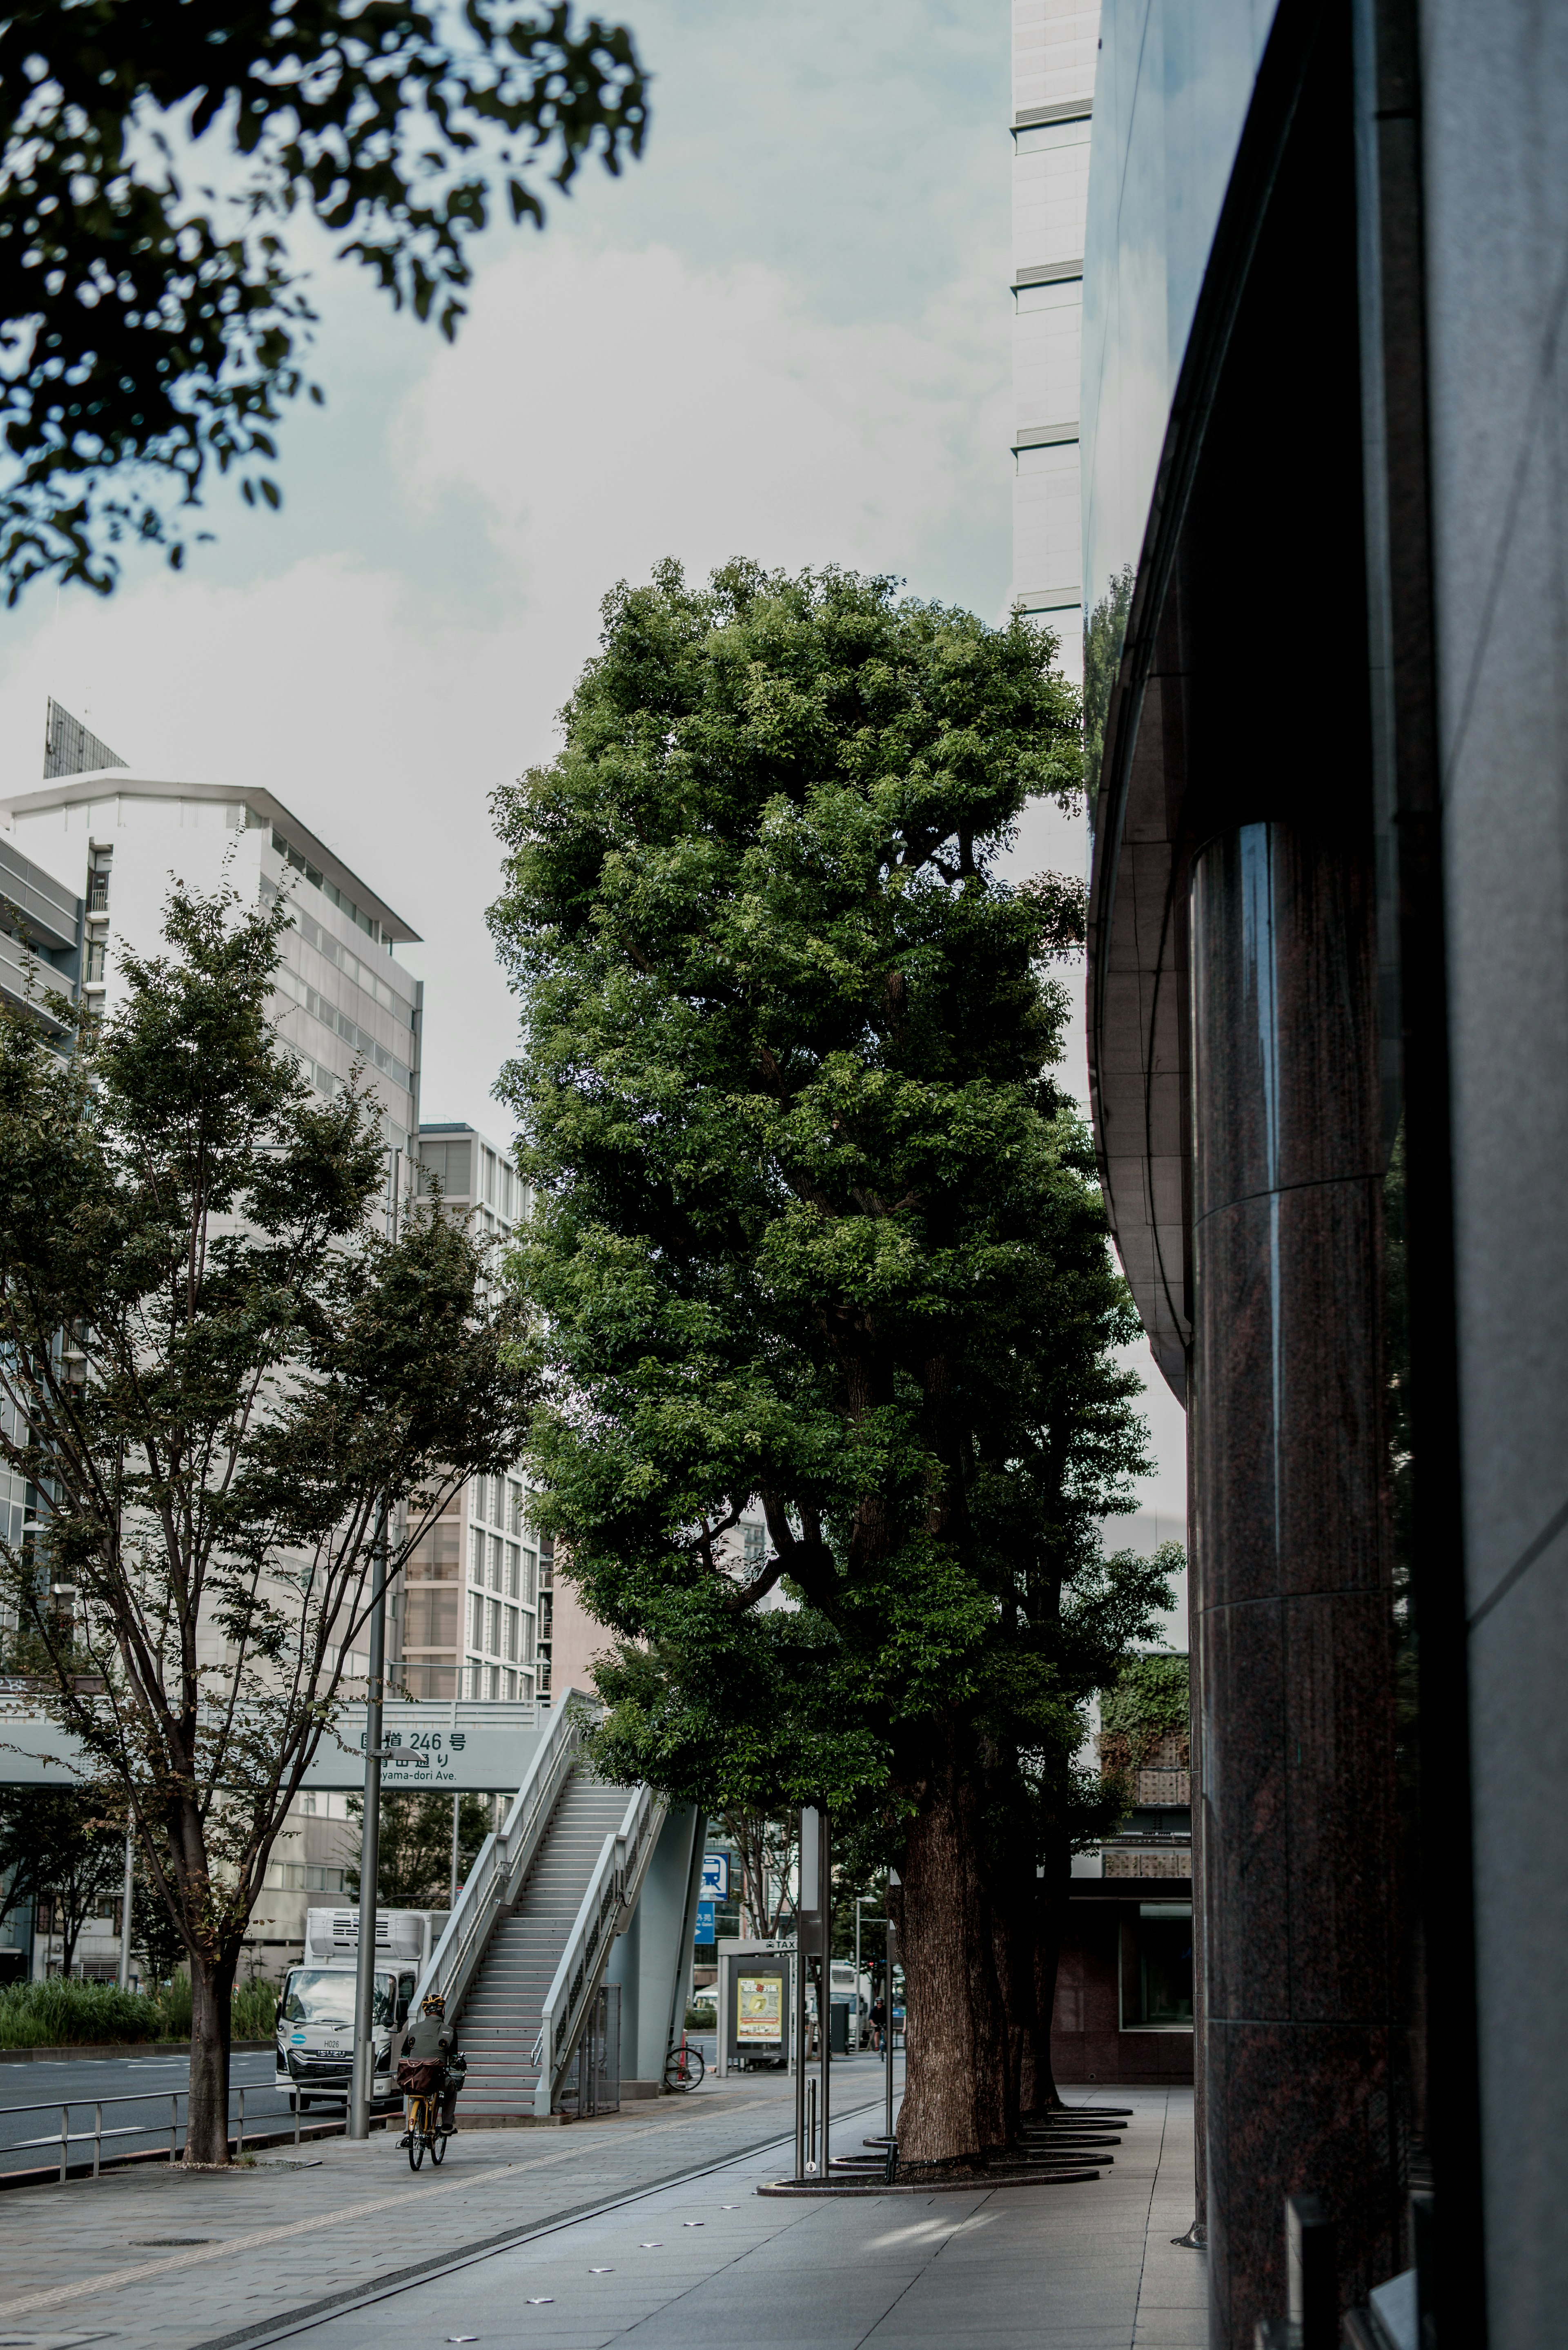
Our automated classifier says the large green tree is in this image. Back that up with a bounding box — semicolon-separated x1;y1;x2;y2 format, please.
489;559;1168;2160
0;1;646;603
0;883;533;2161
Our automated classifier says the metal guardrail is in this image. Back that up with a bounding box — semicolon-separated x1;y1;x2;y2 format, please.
0;2082;301;2184
413;1685;597;2022
532;1780;664;2116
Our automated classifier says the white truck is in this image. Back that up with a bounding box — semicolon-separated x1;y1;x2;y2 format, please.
274;1907;448;2113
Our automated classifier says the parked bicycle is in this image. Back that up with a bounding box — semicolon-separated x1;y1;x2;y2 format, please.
663;2033;705;2091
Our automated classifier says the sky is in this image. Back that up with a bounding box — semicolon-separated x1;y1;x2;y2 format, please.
0;0;1187;1601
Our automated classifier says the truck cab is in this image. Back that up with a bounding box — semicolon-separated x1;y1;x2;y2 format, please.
275;1907;447;2112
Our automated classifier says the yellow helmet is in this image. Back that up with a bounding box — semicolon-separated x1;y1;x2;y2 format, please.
421;1991;447;2016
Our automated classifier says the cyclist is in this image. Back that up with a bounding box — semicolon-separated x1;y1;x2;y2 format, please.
396;1991;462;2143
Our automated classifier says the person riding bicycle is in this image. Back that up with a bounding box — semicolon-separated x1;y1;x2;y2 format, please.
396;1991;463;2142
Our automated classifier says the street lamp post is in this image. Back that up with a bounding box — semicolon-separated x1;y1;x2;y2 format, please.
349;1513;389;2141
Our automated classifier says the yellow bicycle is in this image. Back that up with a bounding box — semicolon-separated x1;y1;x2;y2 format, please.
404;2086;449;2169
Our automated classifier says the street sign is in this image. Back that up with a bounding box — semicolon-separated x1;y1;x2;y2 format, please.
0;1698;547;1792
695;1898;716;1943
701;1852;729;1900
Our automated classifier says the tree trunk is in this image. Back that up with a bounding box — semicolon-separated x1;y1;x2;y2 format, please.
185;1944;238;2165
989;1850;1033;2145
895;1753;1009;2162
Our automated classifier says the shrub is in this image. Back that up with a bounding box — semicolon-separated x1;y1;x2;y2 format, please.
0;1976;160;2047
231;1978;278;2040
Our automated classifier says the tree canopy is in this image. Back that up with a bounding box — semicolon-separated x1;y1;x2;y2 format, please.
0;879;533;2158
0;0;646;602
488;559;1169;2157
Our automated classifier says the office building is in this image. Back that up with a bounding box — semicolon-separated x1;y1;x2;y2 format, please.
395;1122;548;1705
1081;4;1567;2344
1010;1;1098;680
0;756;423;1178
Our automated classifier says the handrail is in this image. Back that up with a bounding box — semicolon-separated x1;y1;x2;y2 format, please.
532;1780;664;2115
415;1686;599;2022
0;2080;303;2182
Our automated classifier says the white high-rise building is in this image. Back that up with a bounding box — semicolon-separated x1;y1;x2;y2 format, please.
1010;1;1099;684
0;765;424;1186
399;1121;548;1707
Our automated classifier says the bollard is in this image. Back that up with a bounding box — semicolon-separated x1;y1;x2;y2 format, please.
1254;2192;1336;2350
806;2076;817;2175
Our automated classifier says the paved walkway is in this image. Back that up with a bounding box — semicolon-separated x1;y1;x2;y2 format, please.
0;2076;1205;2350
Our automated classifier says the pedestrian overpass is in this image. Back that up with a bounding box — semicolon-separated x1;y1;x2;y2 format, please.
0;1686;703;2115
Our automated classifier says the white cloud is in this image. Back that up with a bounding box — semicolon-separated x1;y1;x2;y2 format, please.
0;235;1012;1139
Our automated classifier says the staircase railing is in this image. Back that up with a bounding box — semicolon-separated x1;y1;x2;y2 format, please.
532;1781;664;2115
414;1686;598;2021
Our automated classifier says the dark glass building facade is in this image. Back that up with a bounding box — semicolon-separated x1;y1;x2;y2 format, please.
1082;4;1568;2346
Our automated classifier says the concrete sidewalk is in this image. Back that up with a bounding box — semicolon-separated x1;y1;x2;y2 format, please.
0;2076;1204;2350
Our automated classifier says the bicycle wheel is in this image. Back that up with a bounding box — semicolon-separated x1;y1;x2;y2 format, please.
684;2045;705;2088
408;2101;426;2170
431;2128;447;2165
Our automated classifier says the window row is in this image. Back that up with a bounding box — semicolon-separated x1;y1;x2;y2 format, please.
401;1661;535;1702
468;1592;536;1664
470;1526;537;1602
470;1473;529;1535
263;1862;349;1893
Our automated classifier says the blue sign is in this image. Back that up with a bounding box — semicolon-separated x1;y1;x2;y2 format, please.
695;1898;716;1943
700;1852;729;1900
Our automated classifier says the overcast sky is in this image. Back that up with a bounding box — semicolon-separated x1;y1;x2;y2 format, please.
0;0;1187;1566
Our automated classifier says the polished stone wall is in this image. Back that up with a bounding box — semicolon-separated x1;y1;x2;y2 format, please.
1422;5;1568;2341
1189;823;1401;2347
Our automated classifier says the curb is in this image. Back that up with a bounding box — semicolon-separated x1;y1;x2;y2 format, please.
757;2167;1103;2195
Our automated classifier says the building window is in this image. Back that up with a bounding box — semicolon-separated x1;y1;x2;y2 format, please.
470;1593;485;1650
507;1480;523;1535
486;1663;500;1701
504;1606;519;1662
410;1517;461;1579
403;1663;457;1700
470;1526;485;1582
523;1611;536;1663
1120;1904;1194;2028
486;1597;501;1654
488;1533;503;1591
84;939;107;982
743;1521;765;1567
506;1543;520;1599
504;1668;517;1700
405;1587;457;1648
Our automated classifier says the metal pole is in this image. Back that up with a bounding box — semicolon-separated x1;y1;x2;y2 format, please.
819;1807;830;2180
349;1512;389;2140
793;1810;807;2180
117;1830;134;1992
886;1868;899;2152
449;1792;461;1909
854;1896;861;2058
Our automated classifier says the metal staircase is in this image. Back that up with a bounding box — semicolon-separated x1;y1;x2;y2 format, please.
413;1690;665;2118
460;1771;629;2116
